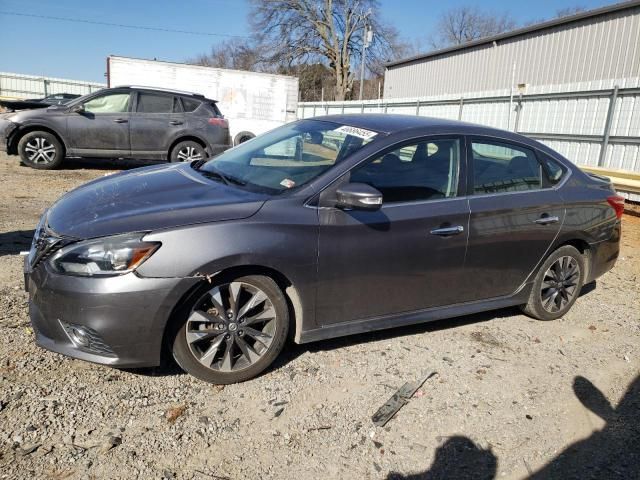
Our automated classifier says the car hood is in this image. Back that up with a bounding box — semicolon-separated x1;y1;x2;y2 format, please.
46;163;269;239
4;104;66;120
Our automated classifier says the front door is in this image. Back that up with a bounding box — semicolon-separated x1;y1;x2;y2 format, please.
315;136;470;326
66;90;132;156
462;137;565;301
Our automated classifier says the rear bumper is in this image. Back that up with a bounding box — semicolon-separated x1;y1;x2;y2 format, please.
586;220;621;283
26;257;198;368
0;118;17;153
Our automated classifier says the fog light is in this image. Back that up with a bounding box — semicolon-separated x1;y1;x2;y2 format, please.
69;326;90;347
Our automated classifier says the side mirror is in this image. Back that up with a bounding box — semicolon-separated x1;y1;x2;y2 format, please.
69;104;84;114
336;183;383;211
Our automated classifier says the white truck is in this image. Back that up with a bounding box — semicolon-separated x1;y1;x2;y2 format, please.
106;55;299;145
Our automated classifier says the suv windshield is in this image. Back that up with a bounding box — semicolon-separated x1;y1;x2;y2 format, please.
197;119;380;194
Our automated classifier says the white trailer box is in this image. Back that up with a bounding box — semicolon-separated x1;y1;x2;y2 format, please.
107;55;299;145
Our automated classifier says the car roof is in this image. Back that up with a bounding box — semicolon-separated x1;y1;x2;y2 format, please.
111;85;217;102
315;113;546;146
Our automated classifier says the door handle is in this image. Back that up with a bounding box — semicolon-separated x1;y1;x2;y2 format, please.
534;215;559;225
430;225;464;236
169;120;183;125
113;118;128;123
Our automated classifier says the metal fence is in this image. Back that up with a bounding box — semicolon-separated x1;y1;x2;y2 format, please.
0;72;105;99
298;86;640;177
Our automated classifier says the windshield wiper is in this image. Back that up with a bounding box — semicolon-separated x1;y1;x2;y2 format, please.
196;164;247;187
191;158;207;169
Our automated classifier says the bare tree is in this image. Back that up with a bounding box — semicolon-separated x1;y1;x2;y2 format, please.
189;39;267;72
249;0;403;101
429;6;517;49
556;6;586;18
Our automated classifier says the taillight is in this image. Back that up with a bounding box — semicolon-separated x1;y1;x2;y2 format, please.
208;117;228;127
607;195;625;219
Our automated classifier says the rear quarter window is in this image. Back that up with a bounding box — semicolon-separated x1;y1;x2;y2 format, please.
539;153;566;185
181;97;202;113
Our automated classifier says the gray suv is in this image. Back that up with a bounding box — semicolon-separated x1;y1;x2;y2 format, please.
0;86;231;169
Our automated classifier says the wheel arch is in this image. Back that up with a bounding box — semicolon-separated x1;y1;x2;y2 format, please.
554;238;592;282
10;125;67;156
168;135;208;159
161;264;304;364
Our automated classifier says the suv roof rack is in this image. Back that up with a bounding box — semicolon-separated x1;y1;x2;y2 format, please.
114;85;207;99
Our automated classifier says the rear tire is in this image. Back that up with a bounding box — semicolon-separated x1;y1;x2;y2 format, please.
172;275;289;384
18;131;64;170
521;245;585;321
170;140;206;163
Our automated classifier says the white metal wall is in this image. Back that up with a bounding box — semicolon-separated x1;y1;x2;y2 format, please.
384;4;640;99
297;85;640;176
0;72;105;99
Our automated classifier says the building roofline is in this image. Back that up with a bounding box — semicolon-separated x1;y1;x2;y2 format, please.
385;0;640;68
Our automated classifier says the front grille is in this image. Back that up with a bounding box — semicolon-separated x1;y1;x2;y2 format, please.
59;320;117;357
29;222;74;268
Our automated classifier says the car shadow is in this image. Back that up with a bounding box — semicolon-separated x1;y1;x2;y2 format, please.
275;306;521;369
0;229;35;257
19;157;164;171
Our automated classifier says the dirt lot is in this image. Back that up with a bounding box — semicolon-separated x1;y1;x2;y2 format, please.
0;152;638;480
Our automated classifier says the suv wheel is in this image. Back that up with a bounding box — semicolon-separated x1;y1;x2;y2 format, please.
18;131;64;169
172;275;289;384
170;141;206;162
521;245;585;321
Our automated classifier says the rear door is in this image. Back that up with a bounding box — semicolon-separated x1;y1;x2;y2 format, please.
315;136;470;325
462;137;565;301
130;91;184;159
66;90;131;156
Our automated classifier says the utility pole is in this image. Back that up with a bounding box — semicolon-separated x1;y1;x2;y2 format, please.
359;11;373;101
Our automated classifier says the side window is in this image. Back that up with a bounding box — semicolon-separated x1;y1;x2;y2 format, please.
350;138;460;203
137;93;174;113
471;140;542;194
539;153;566;185
83;93;130;113
182;97;201;112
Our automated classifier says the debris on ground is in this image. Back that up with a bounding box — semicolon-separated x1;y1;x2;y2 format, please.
371;372;437;427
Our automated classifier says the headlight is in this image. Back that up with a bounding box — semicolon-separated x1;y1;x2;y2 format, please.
49;234;160;277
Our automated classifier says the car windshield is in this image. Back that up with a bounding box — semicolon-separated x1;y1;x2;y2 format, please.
197;119;381;194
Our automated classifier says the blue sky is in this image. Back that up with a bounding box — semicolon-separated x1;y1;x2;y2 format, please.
0;0;614;83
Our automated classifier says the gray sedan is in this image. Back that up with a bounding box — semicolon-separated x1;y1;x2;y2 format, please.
24;115;623;384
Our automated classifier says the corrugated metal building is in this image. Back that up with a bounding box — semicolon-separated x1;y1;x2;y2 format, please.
384;1;640;99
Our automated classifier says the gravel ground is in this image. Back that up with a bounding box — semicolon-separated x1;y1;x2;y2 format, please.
0;152;639;480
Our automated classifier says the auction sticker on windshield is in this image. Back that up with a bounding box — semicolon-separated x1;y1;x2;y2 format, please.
335;125;378;140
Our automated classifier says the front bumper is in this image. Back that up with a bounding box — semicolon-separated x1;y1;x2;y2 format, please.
25;257;198;368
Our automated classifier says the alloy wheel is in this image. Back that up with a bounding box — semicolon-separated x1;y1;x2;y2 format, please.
186;281;277;372
176;146;203;162
540;256;580;313
24;137;56;164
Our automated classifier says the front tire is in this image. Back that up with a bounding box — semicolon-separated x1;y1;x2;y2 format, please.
172;275;289;384
18;131;64;169
521;245;585;321
170;140;206;163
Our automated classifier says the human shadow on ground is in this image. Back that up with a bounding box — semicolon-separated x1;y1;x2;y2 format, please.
385;374;640;479
387;436;497;480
